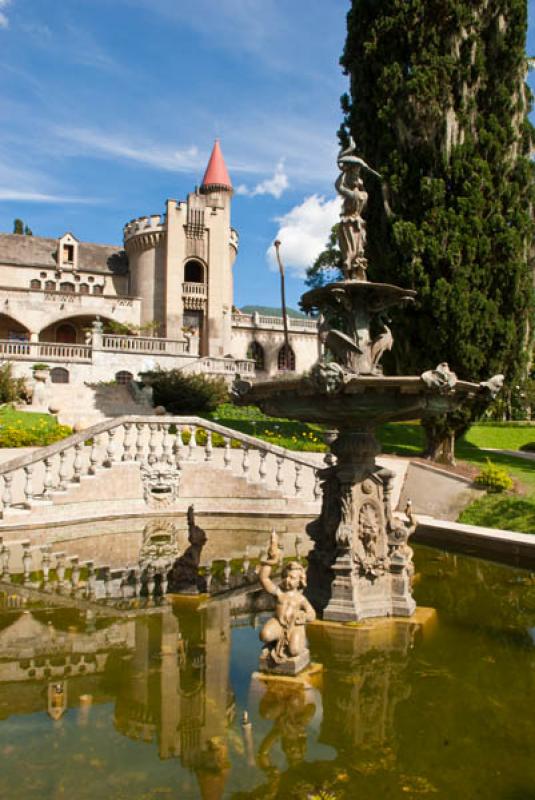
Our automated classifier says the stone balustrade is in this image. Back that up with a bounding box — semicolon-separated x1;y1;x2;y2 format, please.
101;334;189;355
179;356;256;376
182;282;207;298
231;312;319;333
0;340;92;362
0;415;323;520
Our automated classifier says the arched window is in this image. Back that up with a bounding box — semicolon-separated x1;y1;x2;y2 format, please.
115;370;133;385
45;280;56;291
184;260;204;283
56;324;77;344
30;279;41;290
247;341;265;371
59;282;75;293
79;283;89;294
278;344;295;372
50;367;69;384
92;284;103;295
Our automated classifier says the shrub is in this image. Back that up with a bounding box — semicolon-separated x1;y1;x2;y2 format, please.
474;460;514;493
520;442;535;453
31;363;49;371
146;369;229;414
0;363;27;404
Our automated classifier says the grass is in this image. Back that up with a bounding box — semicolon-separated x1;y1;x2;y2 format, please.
459;493;535;535
0;406;72;447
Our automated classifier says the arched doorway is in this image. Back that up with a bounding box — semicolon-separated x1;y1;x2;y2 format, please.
278;344;296;372
55;324;77;344
50;367;69;384
184;260;204;283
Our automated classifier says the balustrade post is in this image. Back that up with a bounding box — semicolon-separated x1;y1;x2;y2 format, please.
70;557;80;592
105;428;117;468
22;541;32;584
122;423;133;462
103;566;112;599
258;450;267;483
161;565;169;597
87;436;99;475
223;437;232;469
241;444;250;479
161;424;173;465
120;570;129;601
146;565;156;599
43;457;53;501
205;561;213;592
132;567;141;598
85;561;96;599
0;542;10;582
275;456;284;489
135;423;145;462
72;442;84;482
147;424;158;465
313;470;322;501
57;450;69;490
223;559;231;585
55;552;66;590
204;429;213;462
294;463;302;496
188;426;198;461
23;465;34;508
41;545;51;585
174;426;184;470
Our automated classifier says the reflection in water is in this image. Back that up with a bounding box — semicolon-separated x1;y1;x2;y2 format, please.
0;547;534;799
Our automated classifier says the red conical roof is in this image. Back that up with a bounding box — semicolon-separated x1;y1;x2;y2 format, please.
201;140;232;192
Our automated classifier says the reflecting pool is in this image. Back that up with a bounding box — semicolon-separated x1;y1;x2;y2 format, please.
0;545;534;800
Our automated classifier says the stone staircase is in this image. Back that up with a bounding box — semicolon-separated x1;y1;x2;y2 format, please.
50;383;152;428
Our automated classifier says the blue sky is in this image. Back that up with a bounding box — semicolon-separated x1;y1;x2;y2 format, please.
0;0;534;310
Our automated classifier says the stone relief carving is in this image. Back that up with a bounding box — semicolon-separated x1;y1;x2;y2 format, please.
421;362;458;393
141;464;180;508
138;520;179;572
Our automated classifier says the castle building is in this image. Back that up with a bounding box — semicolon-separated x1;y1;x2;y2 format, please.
0;141;319;387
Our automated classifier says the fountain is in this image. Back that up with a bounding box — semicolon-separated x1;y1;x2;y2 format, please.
234;137;503;625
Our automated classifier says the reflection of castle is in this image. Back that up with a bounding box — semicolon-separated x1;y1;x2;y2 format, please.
115;601;235;770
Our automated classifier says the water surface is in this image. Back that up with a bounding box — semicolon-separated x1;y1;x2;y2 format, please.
0;545;534;800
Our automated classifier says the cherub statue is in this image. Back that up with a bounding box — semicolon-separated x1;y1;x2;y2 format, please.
258;531;316;673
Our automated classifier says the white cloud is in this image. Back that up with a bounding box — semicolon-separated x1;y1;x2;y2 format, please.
236;160;289;199
0;0;10;29
266;194;341;278
0;190;101;204
54;127;202;173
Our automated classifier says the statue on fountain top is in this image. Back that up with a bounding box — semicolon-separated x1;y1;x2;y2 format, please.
336;137;381;282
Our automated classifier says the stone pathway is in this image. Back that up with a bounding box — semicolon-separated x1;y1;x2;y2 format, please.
482;447;535;463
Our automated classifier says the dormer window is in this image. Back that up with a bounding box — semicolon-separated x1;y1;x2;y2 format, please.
57;233;79;271
63;244;74;264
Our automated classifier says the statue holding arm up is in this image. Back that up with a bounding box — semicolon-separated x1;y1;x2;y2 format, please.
258;531;316;675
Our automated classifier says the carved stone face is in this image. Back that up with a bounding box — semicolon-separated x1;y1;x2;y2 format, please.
281;563;306;591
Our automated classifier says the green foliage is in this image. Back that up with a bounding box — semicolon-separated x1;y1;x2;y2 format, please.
305;224;343;290
146;369;229;414
206;403;326;451
339;0;535;448
13;219;32;236
31;363;49;371
0;364;27;404
474;459;514;492
459;492;535;533
519;441;535;452
0;408;72;447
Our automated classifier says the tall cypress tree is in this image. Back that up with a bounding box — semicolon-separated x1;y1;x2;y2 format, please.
339;0;534;460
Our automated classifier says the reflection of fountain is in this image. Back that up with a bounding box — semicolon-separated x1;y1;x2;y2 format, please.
234;140;502;623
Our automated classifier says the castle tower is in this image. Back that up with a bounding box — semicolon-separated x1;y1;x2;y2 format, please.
124;140;238;356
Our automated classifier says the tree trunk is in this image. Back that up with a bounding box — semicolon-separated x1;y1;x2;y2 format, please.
422;421;456;466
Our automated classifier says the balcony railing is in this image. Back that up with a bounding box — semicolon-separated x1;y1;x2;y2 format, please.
231;312;318;332
182;282;207;298
102;335;189;355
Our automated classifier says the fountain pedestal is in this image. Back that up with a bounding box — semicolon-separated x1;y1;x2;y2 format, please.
306;428;415;622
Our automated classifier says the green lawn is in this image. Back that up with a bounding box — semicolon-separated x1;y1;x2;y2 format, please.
0;406;72;447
